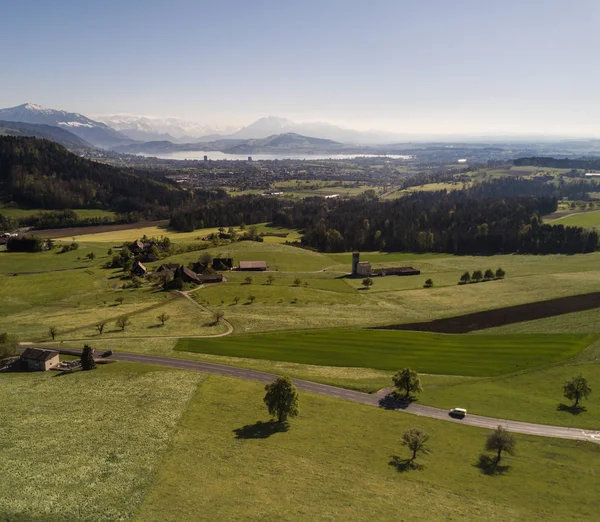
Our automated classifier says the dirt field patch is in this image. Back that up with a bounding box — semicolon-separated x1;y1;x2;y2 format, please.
375;292;600;333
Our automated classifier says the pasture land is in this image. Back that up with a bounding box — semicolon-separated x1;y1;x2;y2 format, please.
136;374;600;522
547;209;600;228
176;330;595;376
0;363;203;521
0;206;116;219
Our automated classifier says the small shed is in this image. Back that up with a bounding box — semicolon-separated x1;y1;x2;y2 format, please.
20;348;60;371
129;239;145;254
238;261;267;271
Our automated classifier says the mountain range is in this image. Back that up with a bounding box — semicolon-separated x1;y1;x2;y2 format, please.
0;104;136;149
112;132;345;155
0;120;93;149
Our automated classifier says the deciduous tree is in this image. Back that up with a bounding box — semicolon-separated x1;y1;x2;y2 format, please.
264;376;299;423
460;272;471;284
392;368;423;399
95;321;106;335
116;316;131;331
495;268;506;279
362;277;373;289
157;312;170;326
401;428;430;461
563;375;592;407
472;270;483;282
484;269;494;281
485;426;516;464
49;326;58;341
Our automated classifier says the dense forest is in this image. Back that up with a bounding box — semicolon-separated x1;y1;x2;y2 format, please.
514;156;600;171
0;136;196;218
170;178;598;255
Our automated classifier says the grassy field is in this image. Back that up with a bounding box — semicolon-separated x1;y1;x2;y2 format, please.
176;330;595;376
547;209;600;228
0;362;203;521
0;206;117;219
136;375;600;521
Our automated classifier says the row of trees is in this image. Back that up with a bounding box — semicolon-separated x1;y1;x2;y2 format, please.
459;268;505;284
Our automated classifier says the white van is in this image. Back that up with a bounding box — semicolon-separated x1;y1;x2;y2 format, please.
449;408;467;418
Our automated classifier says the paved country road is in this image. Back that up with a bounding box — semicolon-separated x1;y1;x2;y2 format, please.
41;347;600;444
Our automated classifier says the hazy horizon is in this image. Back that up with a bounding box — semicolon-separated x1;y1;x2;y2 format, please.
2;0;600;137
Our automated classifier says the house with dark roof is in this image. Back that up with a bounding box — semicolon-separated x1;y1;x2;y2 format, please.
129;239;145;254
132;260;147;277
238;260;267;271
20;348;60;371
175;266;201;284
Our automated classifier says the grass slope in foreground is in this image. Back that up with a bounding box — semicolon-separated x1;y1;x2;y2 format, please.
176;330;595;376
0;363;203;521
136;375;600;521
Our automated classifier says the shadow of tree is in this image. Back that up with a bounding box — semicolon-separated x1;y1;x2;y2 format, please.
378;393;411;410
475;454;510;475
388;455;423;472
233;420;289;439
557;403;587;415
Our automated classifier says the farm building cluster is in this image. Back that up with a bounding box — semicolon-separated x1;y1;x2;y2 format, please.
351;252;420;277
123;238;268;286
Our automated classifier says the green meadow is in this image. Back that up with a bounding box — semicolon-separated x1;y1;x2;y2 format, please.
176;330;595;376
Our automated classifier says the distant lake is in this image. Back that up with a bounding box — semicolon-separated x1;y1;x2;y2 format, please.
138;150;413;161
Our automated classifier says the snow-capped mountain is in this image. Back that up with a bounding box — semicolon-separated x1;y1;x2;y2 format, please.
0;103;135;149
96;114;236;142
231;116;399;144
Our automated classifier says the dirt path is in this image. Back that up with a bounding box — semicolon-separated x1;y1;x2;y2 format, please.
177;286;233;337
31;347;600;444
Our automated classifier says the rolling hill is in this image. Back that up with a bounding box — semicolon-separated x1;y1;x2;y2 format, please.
0;120;94;150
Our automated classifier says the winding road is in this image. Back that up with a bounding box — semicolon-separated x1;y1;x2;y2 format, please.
43;347;600;444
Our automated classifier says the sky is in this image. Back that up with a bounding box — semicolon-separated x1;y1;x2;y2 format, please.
2;0;600;136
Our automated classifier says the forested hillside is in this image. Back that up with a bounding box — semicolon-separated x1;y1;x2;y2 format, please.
171;178;598;255
0;136;191;217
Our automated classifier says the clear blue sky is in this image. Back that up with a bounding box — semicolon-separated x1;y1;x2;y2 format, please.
2;0;599;135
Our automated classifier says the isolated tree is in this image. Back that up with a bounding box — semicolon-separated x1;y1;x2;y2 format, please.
116;316;131;331
95;321;106;335
81;345;96;371
484;269;494;281
392;368;423;399
267;274;275;285
264;376;299;423
0;332;18;359
115;297;124;305
495;268;506;279
87;252;95;261
460;272;471;284
248;294;256;304
107;248;113;256
563;375;592;408
362;277;374;289
157;312;170;326
49;326;58;341
401;428;430;461
292;277;302;286
233;296;240;305
244;276;253;285
423;278;434;288
472;270;483;283
485;426;516;464
214;310;225;323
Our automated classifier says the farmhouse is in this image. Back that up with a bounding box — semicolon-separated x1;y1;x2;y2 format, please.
131;260;147;277
351;252;420;277
129;239;145;254
175;266;201;284
20;348;60;371
238;261;267;271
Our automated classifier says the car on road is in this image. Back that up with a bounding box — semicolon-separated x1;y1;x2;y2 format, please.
449;407;467;418
100;350;114;358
